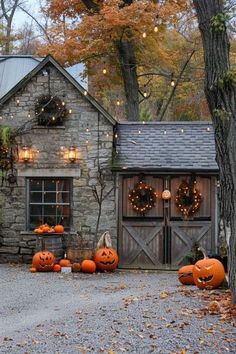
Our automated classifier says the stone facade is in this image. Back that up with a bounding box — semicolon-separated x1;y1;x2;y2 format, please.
0;62;117;263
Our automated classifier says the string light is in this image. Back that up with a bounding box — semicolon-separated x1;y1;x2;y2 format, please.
171;80;175;87
16;98;20;106
116;100;121;106
164;130;167;135
106;133;109;137
86;140;89;144
154;26;158;32
142;32;147;38
207;127;211;131
52;116;56;121
86;126;89;132
102;68;107;74
69;109;72;114
181;128;184;133
83;90;88;96
143;91;148;98
62;101;65;106
138;130;141;134
115;133;118;139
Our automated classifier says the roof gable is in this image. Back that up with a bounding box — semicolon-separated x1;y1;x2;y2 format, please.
0;55;116;126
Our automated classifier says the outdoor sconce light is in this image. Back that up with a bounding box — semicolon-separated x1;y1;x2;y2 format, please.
68;146;77;163
21;146;31;162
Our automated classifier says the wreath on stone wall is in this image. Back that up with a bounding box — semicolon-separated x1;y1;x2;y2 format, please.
175;180;202;218
35;95;68;126
128;181;157;215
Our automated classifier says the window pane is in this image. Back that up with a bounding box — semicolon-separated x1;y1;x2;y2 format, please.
30;205;42;216
44;205;56;215
44;179;56;191
44;192;56;203
30;192;42;203
57;192;70;204
29;179;42;191
44;216;57;226
57;179;70;191
30;216;43;229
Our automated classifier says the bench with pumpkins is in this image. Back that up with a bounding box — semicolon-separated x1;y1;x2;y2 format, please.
30;230;118;274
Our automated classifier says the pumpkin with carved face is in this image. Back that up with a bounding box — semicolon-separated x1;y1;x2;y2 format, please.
32;251;55;272
193;257;225;289
94;248;119;271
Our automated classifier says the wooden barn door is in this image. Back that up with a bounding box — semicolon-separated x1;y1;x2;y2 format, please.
118;174;217;270
118;176;165;269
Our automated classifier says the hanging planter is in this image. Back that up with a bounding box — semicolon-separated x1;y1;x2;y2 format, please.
35;95;68;126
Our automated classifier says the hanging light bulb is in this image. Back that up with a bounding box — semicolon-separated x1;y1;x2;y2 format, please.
143;91;148;98
103;68;107;74
69;109;72;114
171;80;175;87
62;101;65;106
142;32;147;38
84;90;88;96
16;98;20;106
154;26;158;32
116;100;121;106
86;126;89;132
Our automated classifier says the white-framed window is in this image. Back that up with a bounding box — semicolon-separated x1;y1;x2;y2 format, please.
27;178;72;230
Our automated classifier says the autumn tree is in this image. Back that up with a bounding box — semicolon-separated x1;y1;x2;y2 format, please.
193;0;236;302
38;0;193;121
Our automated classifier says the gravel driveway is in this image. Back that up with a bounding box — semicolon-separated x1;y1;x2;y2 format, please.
0;264;235;354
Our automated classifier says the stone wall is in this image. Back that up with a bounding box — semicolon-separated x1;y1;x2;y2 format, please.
0;63;117;263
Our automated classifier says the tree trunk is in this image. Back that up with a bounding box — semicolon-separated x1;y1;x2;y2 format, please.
116;41;140;121
193;0;236;302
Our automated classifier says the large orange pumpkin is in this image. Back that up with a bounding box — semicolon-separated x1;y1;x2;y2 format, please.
81;260;96;273
32;251;55;272
54;225;64;233
178;265;195;285
193;253;225;289
94;247;119;271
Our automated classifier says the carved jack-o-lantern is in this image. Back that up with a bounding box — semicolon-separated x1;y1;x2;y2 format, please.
193;257;225;289
94;247;119;271
32;251;55;272
162;189;171;200
178;265;195;285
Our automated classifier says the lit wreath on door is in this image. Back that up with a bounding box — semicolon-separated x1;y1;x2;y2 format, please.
175;180;202;218
128;181;157;215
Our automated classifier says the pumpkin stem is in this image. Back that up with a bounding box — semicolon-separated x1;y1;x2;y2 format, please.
198;247;207;259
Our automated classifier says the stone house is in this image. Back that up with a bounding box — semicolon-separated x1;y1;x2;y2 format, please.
0;55;219;268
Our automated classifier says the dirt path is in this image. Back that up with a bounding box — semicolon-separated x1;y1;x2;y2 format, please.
0;264;235;354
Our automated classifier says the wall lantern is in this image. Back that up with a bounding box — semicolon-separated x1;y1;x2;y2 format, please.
20;146;31;162
68;146;77;163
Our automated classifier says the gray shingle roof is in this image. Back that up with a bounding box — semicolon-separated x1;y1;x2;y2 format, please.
114;122;218;172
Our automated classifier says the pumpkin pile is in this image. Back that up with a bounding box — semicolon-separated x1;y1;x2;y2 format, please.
30;231;119;274
34;224;64;234
178;247;225;289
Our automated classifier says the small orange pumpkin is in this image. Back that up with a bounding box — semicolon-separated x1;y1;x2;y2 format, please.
42;225;50;233
54;225;64;233
178;265;195;285
81;260;96;273
32;251;55;272
34;228;43;234
53;264;61;272
94;247;119;271
59;259;71;267
192;248;225;289
29;267;37;273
